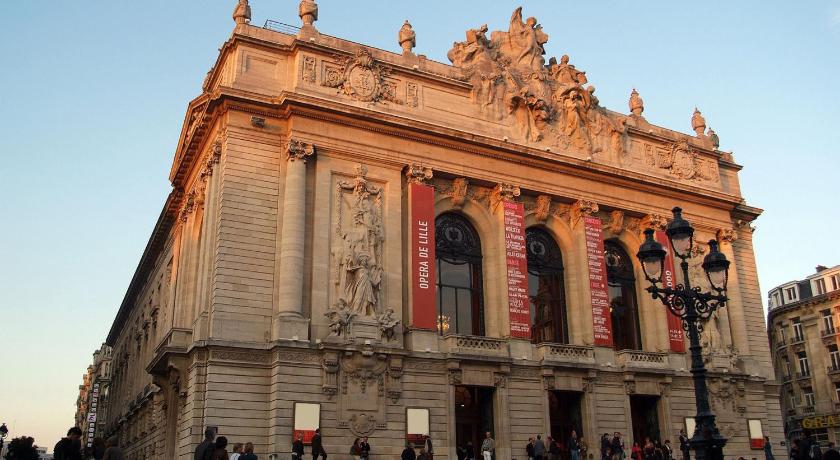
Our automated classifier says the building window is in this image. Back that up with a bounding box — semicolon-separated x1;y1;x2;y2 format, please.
816;278;828;295
804;389;816;407
526;227;568;344
435;213;484;336
835;383;840;402
830;345;840;370
798;351;811;377
831;274;839;292
786;287;797;301
605;240;642;351
793;318;805;342
773;291;782;307
778;325;787;343
782;356;792;378
789;391;797;409
824;310;836;335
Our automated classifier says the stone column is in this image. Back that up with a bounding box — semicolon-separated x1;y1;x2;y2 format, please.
274;139;315;340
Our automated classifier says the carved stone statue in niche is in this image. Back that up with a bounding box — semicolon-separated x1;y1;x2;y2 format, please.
447;8;628;156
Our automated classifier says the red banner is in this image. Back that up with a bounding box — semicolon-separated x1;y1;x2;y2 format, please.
584;216;613;346
656;230;685;352
293;430;316;445
410;183;437;330
504;201;531;338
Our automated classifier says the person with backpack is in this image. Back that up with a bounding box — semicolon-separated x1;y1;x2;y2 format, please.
54;427;83;460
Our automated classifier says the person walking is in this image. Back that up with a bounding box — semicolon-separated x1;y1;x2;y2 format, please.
663;440;673;460
534;435;546;460
631;442;642;460
402;443;418;460
239;442;257;460
678;430;689;460
790;439;801;460
54;427;83;460
101;437;124;460
292;434;305;460
549;437;561;460
195;428;217;460
230;443;243;460
481;432;496;460
360;437;371;460
425;436;434;460
311;429;327;460
601;434;612;460
212;436;230;460
569;430;581;460
610;433;624;460
350;438;362;460
764;437;775;460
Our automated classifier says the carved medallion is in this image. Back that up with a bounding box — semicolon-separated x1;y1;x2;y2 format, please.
322;49;402;104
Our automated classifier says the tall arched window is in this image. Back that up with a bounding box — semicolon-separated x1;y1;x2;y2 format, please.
526;227;568;344
604;240;642;350
435;213;485;336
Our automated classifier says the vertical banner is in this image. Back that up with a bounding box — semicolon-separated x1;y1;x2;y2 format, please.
584;216;613;346
503;201;531;338
409;183;437;330
656;230;686;352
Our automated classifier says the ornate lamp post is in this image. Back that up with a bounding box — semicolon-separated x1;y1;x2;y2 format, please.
636;207;730;460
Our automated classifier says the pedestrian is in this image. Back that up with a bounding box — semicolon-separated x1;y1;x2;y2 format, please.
535;434;547;460
292;434;305;460
195;428;217;460
527;437;536;460
823;442;839;460
464;441;476;460
311;429;327;460
212;436;230;460
54;427;84;460
663;440;673;460
654;441;664;460
102;436;124;460
90;437;106;460
678;431;689;460
611;433;624;460
402;443;418;460
350;438;362;460
580;436;588;460
360;436;371;460
481;431;496;460
239;442;258;460
791;439;800;460
799;433;814;460
418;448;431;460
570;430;581;460
643;438;654;460
425;435;434;460
764;436;775;460
549;437;562;460
230;443;243;460
601;434;612;460
631;442;642;460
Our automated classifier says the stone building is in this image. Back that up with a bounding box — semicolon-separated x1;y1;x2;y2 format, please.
768;265;840;444
97;1;781;459
74;343;112;449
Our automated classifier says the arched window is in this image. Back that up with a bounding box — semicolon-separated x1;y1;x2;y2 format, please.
604;240;642;350
435;213;485;336
526;227;568;344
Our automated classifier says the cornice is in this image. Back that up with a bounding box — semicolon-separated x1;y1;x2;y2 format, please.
767;290;840;323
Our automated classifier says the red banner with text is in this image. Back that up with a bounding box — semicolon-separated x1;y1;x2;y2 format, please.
504;201;531;339
656;230;686;352
410;183;437;331
584;216;613;346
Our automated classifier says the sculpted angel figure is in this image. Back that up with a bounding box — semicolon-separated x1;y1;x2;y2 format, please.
341;210;382;316
508;7;549;70
377;308;400;341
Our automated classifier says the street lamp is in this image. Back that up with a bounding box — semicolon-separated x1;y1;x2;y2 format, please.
636;207;730;460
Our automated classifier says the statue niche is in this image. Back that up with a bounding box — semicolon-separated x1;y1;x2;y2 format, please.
327;165;399;343
447;8;628;158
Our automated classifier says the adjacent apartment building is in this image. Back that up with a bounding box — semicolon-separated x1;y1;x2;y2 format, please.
91;1;782;458
768;265;840;444
74;344;112;449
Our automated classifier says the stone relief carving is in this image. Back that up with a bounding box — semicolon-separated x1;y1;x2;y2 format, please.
446;177;469;209
405;163;433;184
332;165;384;317
302;56;317;84
449;368;463;385
325;308;356;338
640;213;668;232
447;8;628;156
286;139;316;162
490;183;521;210
407;82;420;108
716;228;737;244
398;20;416;55
605;210;625;235
377;308;401;342
533;195;551;223
211;350;271;363
658;139;712;181
570;199;598;228
322;49;402;104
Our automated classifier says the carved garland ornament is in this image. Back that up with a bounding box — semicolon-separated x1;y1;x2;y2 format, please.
322;49;402;104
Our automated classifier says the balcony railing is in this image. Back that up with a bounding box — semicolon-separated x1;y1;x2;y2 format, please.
441;335;509;358
823;328;838;338
792;335;806;344
616;350;669;369
536;343;595;364
795;371;812;380
828;365;840;375
776;338;788;348
803;405;817;415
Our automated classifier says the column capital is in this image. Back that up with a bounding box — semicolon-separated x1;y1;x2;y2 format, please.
285;139;316;163
405;163;433;184
640;213;668;232
716;228;738;244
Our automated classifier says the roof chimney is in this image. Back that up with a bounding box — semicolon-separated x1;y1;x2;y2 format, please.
816;265;829;273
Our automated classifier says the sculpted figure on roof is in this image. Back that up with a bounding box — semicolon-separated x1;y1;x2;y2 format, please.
447;7;627;157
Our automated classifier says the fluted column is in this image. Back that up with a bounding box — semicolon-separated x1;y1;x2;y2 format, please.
274;139;315;340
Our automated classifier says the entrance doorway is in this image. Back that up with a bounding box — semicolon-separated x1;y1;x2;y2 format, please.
548;391;583;449
630;395;661;444
455;386;495;454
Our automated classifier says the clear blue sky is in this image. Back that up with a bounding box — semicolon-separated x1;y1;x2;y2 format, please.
1;0;838;451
